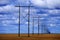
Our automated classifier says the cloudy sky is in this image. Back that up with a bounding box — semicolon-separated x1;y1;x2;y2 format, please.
0;0;60;34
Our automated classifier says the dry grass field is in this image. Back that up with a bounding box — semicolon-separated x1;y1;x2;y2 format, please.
0;34;60;40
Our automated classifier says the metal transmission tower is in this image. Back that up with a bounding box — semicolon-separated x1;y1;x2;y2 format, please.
15;4;33;37
32;16;40;35
32;16;50;34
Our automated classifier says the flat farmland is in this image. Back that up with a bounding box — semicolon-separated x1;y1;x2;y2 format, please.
0;34;60;40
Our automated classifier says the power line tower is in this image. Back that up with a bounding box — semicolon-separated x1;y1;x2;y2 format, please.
15;4;34;37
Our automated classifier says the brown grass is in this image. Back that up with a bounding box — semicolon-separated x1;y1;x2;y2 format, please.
0;34;60;40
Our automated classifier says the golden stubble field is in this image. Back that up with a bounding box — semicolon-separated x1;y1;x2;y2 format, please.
0;34;60;40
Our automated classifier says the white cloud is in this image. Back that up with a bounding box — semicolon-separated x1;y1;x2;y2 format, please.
0;0;17;5
30;0;60;9
0;5;18;13
0;5;19;26
30;0;47;8
48;9;60;14
49;24;56;27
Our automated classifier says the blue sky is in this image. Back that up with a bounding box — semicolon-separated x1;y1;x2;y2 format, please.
0;0;60;34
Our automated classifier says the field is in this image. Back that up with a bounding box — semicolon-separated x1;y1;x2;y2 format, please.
0;34;60;40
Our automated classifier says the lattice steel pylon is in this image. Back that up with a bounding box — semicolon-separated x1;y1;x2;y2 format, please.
15;1;50;37
15;3;34;37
